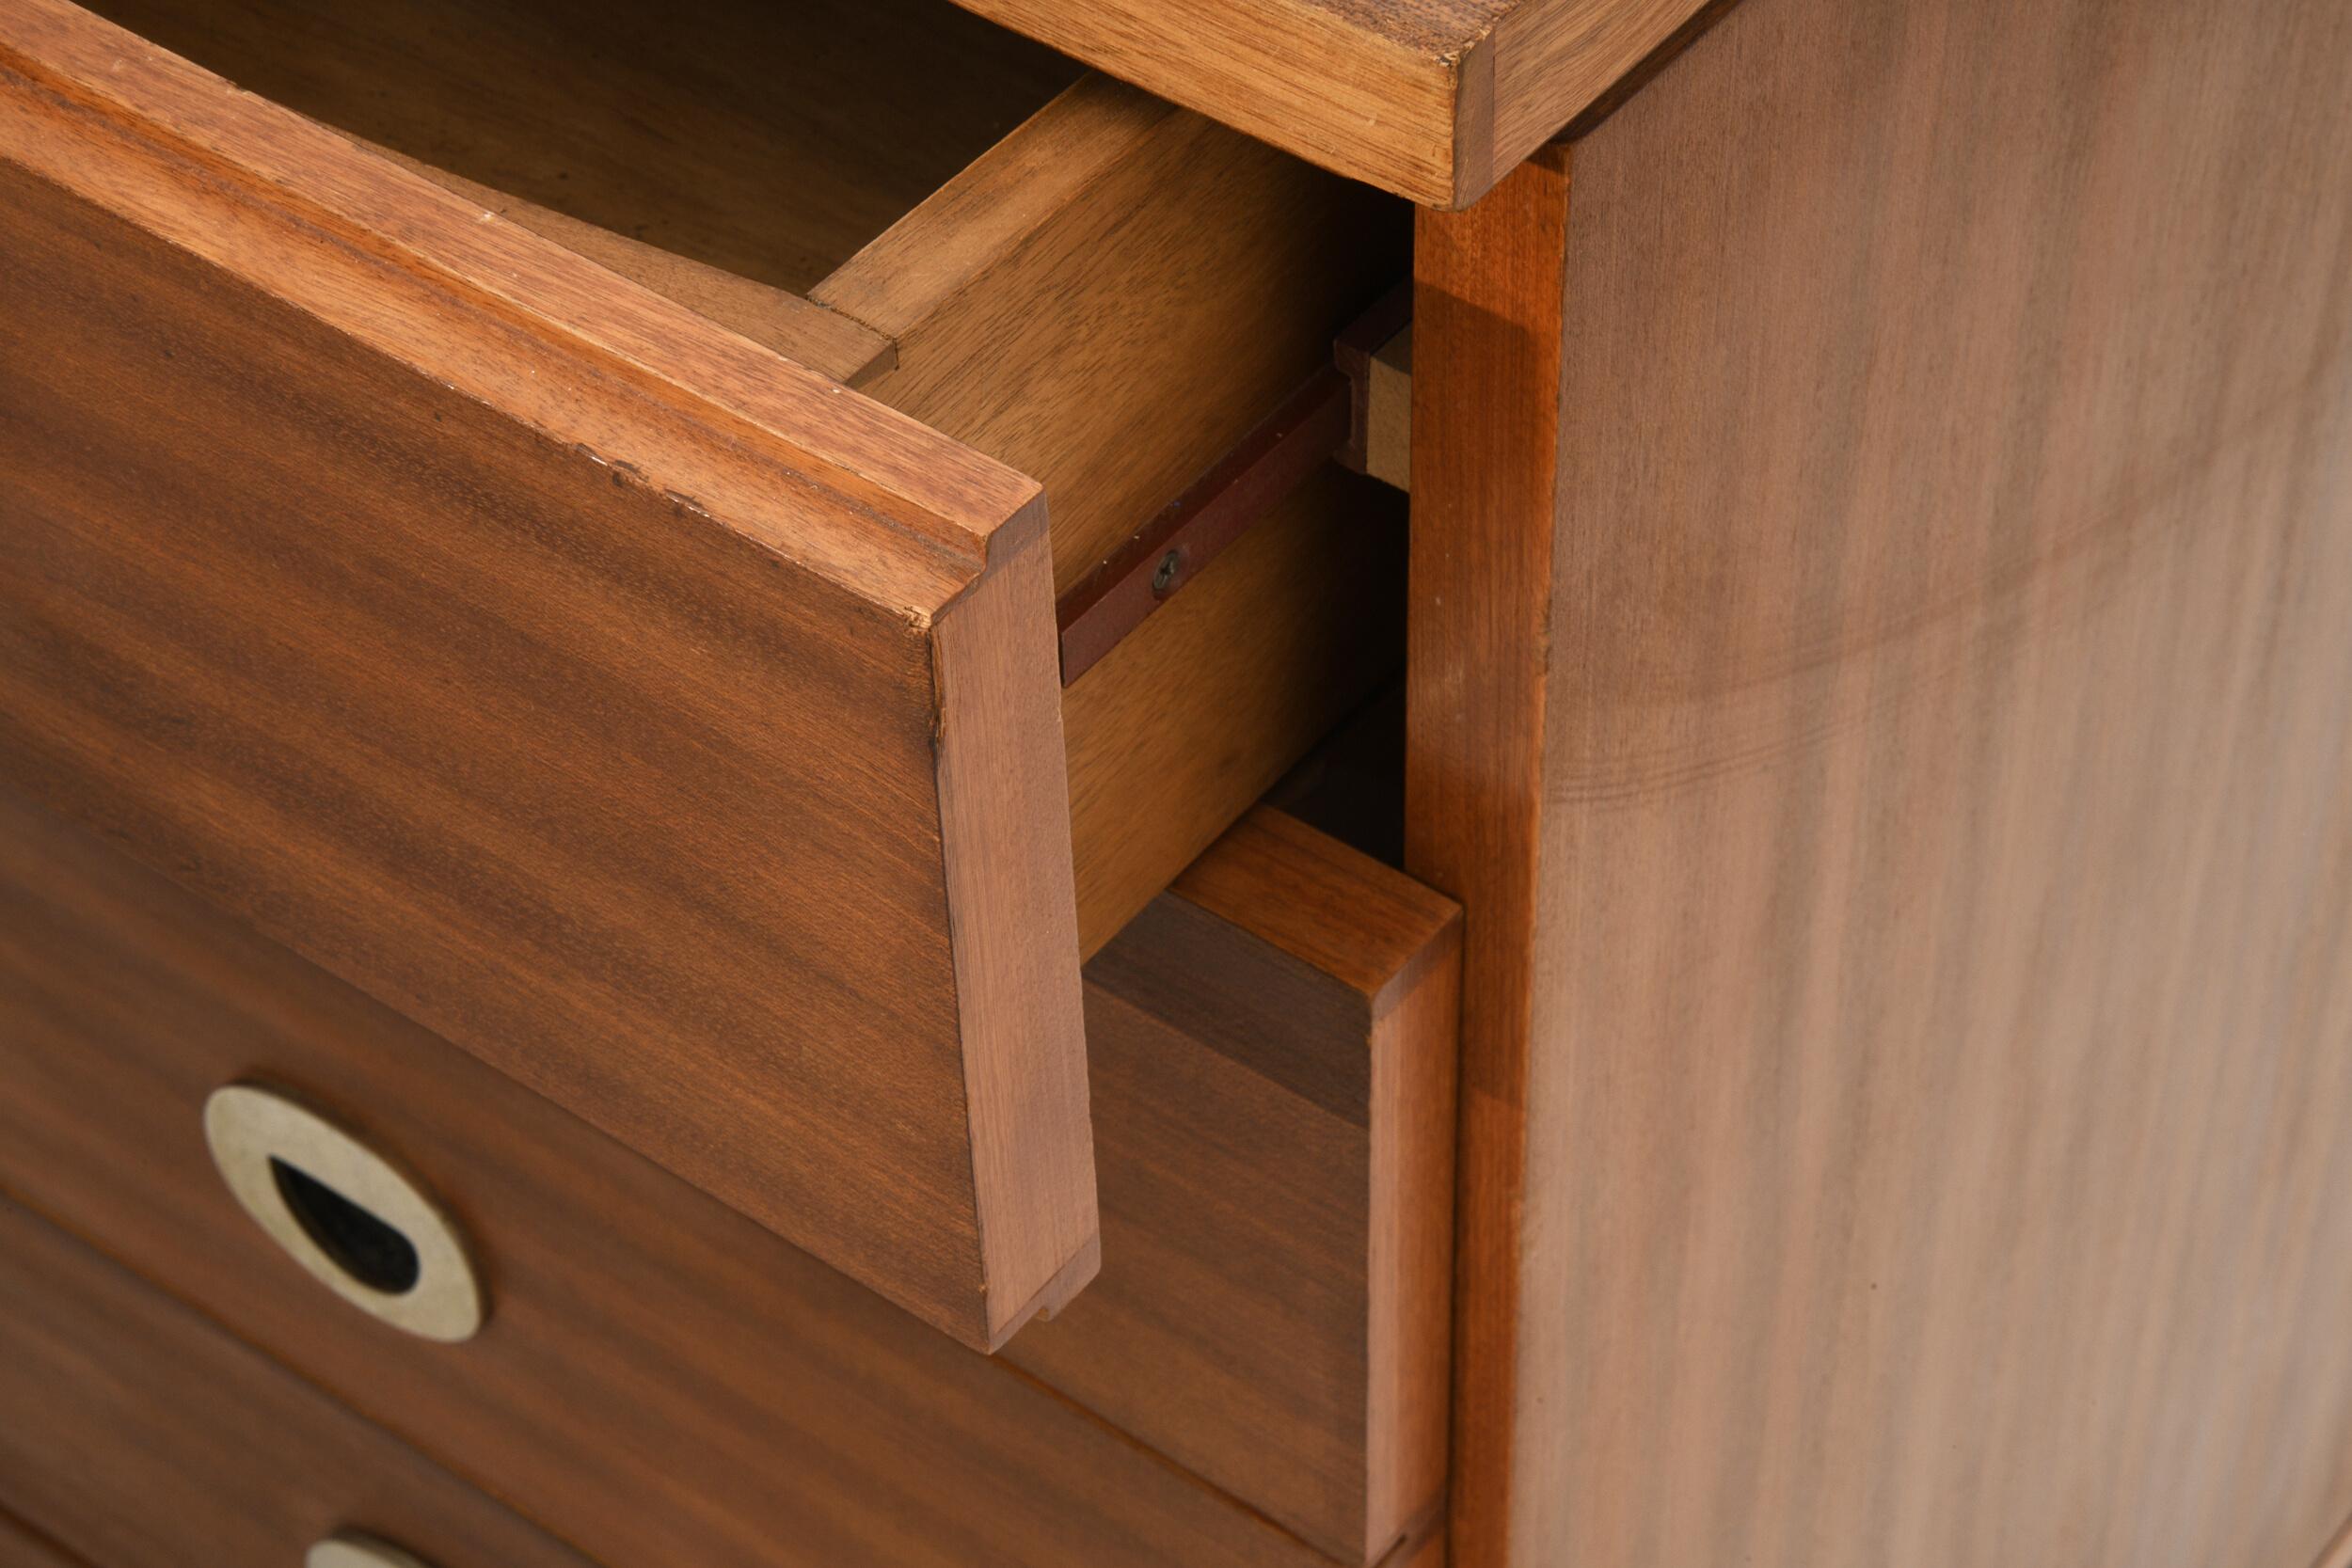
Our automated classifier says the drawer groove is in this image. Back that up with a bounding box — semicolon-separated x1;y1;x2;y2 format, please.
0;1197;597;1568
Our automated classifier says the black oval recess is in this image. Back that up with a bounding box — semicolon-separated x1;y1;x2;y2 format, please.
269;1156;421;1295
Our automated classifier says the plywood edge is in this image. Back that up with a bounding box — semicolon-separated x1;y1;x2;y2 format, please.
813;73;1179;340
0;0;1037;600
934;521;1101;1352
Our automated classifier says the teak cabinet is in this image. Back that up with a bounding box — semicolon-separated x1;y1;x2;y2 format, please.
1;0;2348;1565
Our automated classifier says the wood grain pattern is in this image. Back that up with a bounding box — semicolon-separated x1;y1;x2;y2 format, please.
0;787;1446;1568
1377;1528;1447;1568
1356;328;1414;494
1406;147;1570;1568
1412;0;2352;1562
368;141;894;387
831;71;1408;955
2319;1512;2352;1568
818;74;1406;597
77;0;1406;598
935;527;1098;1330
0;1198;597;1568
78;0;1084;296
0;0;1092;1352
25;0;1407;1006
946;0;1713;206
1066;468;1407;957
0;1511;82;1568
1016;808;1460;1561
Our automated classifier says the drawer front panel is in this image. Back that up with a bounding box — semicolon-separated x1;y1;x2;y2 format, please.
0;1198;595;1568
0;0;1091;1349
0;787;1438;1568
1018;808;1460;1562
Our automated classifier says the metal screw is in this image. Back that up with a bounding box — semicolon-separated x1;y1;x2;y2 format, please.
1151;547;1185;598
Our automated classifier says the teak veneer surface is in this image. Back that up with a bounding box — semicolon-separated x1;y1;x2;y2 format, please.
6;0;1406;1012
1411;0;2352;1562
0;1198;597;1568
0;0;1095;1353
1066;469;1407;955
814;74;1406;601
68;0;1407;600
0;1512;80;1568
947;0;1715;207
1018;807;1459;1562
0;788;1447;1568
2316;1512;2352;1568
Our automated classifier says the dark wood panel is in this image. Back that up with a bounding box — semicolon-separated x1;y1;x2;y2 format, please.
0;787;1434;1568
0;1199;597;1568
1410;0;2352;1562
1017;808;1459;1561
0;0;1091;1350
0;1510;84;1568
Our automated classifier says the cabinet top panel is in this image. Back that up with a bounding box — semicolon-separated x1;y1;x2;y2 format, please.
950;0;1718;206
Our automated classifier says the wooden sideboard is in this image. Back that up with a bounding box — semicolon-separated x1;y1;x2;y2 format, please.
2;0;2347;1563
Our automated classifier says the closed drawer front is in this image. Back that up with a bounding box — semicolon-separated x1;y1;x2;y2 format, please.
0;786;1456;1568
0;0;1404;1347
0;1198;594;1568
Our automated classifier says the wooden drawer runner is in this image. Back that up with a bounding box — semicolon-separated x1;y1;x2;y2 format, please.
0;1198;596;1568
0;785;1455;1568
0;0;1403;1349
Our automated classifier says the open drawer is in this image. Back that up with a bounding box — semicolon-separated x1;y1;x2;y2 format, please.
0;0;1403;1348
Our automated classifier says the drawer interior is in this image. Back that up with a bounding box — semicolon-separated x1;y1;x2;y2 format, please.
79;0;1410;961
78;0;1084;296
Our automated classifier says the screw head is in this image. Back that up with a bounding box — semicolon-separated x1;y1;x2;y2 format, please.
1151;547;1185;598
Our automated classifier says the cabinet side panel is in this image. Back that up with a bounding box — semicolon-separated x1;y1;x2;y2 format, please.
1414;0;2352;1561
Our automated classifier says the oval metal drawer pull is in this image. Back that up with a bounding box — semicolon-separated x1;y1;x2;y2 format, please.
309;1533;438;1568
203;1085;484;1342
